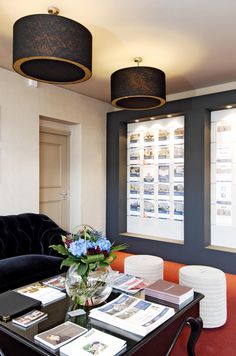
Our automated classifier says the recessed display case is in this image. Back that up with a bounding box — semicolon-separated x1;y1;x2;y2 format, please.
127;116;184;242
211;108;236;249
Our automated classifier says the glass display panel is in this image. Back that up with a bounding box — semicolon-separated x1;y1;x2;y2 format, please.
211;108;236;248
127;116;184;242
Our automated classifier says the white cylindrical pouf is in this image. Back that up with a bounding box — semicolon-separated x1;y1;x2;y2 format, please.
124;255;163;284
179;265;227;328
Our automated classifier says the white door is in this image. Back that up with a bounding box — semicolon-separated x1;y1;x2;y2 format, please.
40;128;70;230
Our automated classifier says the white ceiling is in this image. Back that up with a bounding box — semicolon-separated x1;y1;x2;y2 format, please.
1;0;236;103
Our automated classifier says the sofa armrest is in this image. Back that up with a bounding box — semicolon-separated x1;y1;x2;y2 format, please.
0;213;66;258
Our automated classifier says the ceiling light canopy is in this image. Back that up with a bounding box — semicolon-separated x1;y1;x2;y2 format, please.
111;57;166;110
13;7;92;84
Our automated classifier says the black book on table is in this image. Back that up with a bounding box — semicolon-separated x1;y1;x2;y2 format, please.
0;290;41;322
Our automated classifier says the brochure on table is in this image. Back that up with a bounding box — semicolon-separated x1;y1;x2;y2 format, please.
89;293;175;337
34;321;87;351
12;309;48;327
111;273;148;294
60;328;126;356
91;318;142;342
43;275;66;291
17;283;66;306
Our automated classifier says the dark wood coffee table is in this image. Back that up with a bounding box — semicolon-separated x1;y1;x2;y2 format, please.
0;289;203;356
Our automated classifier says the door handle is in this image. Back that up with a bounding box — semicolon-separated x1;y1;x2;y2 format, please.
59;193;68;200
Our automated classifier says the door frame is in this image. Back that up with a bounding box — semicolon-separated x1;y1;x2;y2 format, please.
39;115;82;230
39;126;71;229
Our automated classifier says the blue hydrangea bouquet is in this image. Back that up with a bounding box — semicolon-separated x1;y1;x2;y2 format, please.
50;225;126;279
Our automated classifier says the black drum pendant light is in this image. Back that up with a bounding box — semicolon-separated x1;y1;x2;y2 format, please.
13;7;92;84
111;57;166;110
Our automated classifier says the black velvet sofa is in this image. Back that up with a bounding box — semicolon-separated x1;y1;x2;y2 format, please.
0;213;67;293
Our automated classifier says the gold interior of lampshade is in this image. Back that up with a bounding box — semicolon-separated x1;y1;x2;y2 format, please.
111;94;166;110
13;12;92;84
13;56;92;84
111;58;166;110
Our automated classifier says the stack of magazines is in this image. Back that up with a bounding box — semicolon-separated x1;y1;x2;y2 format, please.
17;282;66;306
144;279;194;306
89;293;175;337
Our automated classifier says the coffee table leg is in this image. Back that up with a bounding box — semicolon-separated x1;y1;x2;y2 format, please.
186;316;203;356
166;316;203;356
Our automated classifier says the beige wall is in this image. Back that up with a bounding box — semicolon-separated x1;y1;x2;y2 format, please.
0;67;112;231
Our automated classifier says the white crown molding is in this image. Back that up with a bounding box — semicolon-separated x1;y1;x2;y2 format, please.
167;82;236;102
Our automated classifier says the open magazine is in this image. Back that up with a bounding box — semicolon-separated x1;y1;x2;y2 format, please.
111;273;148;294
89;293;175;337
43;275;66;291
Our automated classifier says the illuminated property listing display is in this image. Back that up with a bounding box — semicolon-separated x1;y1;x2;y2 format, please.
127;116;184;242
211;108;236;249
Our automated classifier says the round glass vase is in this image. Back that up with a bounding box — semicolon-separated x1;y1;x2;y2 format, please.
65;264;112;307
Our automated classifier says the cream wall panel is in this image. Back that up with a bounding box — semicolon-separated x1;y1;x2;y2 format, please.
0;68;112;231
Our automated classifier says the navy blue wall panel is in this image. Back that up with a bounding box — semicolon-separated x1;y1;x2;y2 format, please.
106;90;236;273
